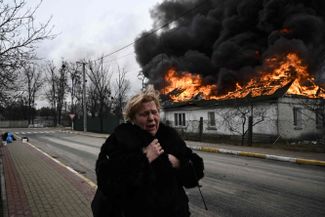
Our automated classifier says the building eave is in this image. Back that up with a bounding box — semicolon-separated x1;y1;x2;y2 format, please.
162;81;325;110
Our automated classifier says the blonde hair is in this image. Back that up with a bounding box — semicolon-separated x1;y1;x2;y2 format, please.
124;85;161;121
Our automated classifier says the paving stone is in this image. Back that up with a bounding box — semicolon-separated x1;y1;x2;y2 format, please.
1;141;96;217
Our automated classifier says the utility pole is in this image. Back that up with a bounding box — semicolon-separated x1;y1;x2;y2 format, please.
77;61;87;132
82;62;87;132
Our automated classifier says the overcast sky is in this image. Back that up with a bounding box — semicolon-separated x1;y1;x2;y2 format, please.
28;0;161;98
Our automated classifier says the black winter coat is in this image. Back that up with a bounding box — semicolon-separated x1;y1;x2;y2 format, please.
93;122;204;217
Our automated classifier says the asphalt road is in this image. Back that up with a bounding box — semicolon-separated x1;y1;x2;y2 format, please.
12;129;325;217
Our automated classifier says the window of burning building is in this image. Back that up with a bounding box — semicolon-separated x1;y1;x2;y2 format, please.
174;113;186;127
293;107;302;129
316;109;325;129
208;112;216;127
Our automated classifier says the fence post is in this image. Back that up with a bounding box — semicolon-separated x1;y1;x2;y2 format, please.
199;117;203;141
248;116;253;146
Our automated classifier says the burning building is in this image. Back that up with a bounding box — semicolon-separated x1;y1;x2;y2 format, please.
160;54;325;143
134;0;325;143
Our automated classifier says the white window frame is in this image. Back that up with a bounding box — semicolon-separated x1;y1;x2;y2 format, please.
208;111;216;127
293;107;302;129
174;113;186;127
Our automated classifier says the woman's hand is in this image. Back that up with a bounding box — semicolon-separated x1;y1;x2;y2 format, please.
143;139;164;163
168;154;180;169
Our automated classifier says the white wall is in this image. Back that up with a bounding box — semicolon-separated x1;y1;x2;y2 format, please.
163;102;278;136
278;97;324;139
164;107;201;133
163;96;324;140
215;103;278;136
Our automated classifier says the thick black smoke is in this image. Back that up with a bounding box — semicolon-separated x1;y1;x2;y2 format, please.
134;0;325;94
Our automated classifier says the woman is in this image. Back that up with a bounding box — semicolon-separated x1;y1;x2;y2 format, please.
92;86;204;217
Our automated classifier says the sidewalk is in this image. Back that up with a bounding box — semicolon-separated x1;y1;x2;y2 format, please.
0;140;96;217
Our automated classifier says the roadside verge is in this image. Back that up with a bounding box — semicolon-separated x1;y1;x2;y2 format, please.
189;145;325;167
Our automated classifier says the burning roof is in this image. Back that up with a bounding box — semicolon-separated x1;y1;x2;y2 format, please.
161;53;325;102
135;0;325;102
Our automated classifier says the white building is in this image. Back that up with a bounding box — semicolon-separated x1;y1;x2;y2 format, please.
162;92;325;144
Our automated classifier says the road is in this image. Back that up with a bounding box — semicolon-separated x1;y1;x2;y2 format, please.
12;128;325;217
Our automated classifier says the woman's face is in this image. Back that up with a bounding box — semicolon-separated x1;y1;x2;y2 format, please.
133;101;160;136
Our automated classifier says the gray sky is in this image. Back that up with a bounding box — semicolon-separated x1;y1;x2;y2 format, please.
29;0;160;96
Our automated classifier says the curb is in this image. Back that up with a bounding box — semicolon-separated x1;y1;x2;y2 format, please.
60;129;109;139
14;134;97;189
189;145;325;167
25;141;97;189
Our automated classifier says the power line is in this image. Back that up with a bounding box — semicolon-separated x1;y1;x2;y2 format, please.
94;0;210;62
102;52;135;64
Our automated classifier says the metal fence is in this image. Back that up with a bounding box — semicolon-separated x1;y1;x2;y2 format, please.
74;115;120;134
0;120;29;128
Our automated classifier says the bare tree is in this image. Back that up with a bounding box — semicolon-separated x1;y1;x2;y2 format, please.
45;61;57;126
44;61;69;126
56;62;68;125
0;0;54;104
0;96;28;120
113;66;130;122
66;62;83;115
87;60;113;132
87;84;100;118
220;103;266;145
22;63;43;124
0;67;19;107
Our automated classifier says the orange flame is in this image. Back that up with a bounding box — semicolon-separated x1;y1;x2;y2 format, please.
162;53;325;102
162;68;217;102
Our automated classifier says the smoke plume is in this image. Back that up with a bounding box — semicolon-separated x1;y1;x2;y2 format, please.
134;0;325;94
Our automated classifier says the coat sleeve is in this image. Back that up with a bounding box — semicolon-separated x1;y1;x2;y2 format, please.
95;133;150;197
178;150;204;188
166;127;205;188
